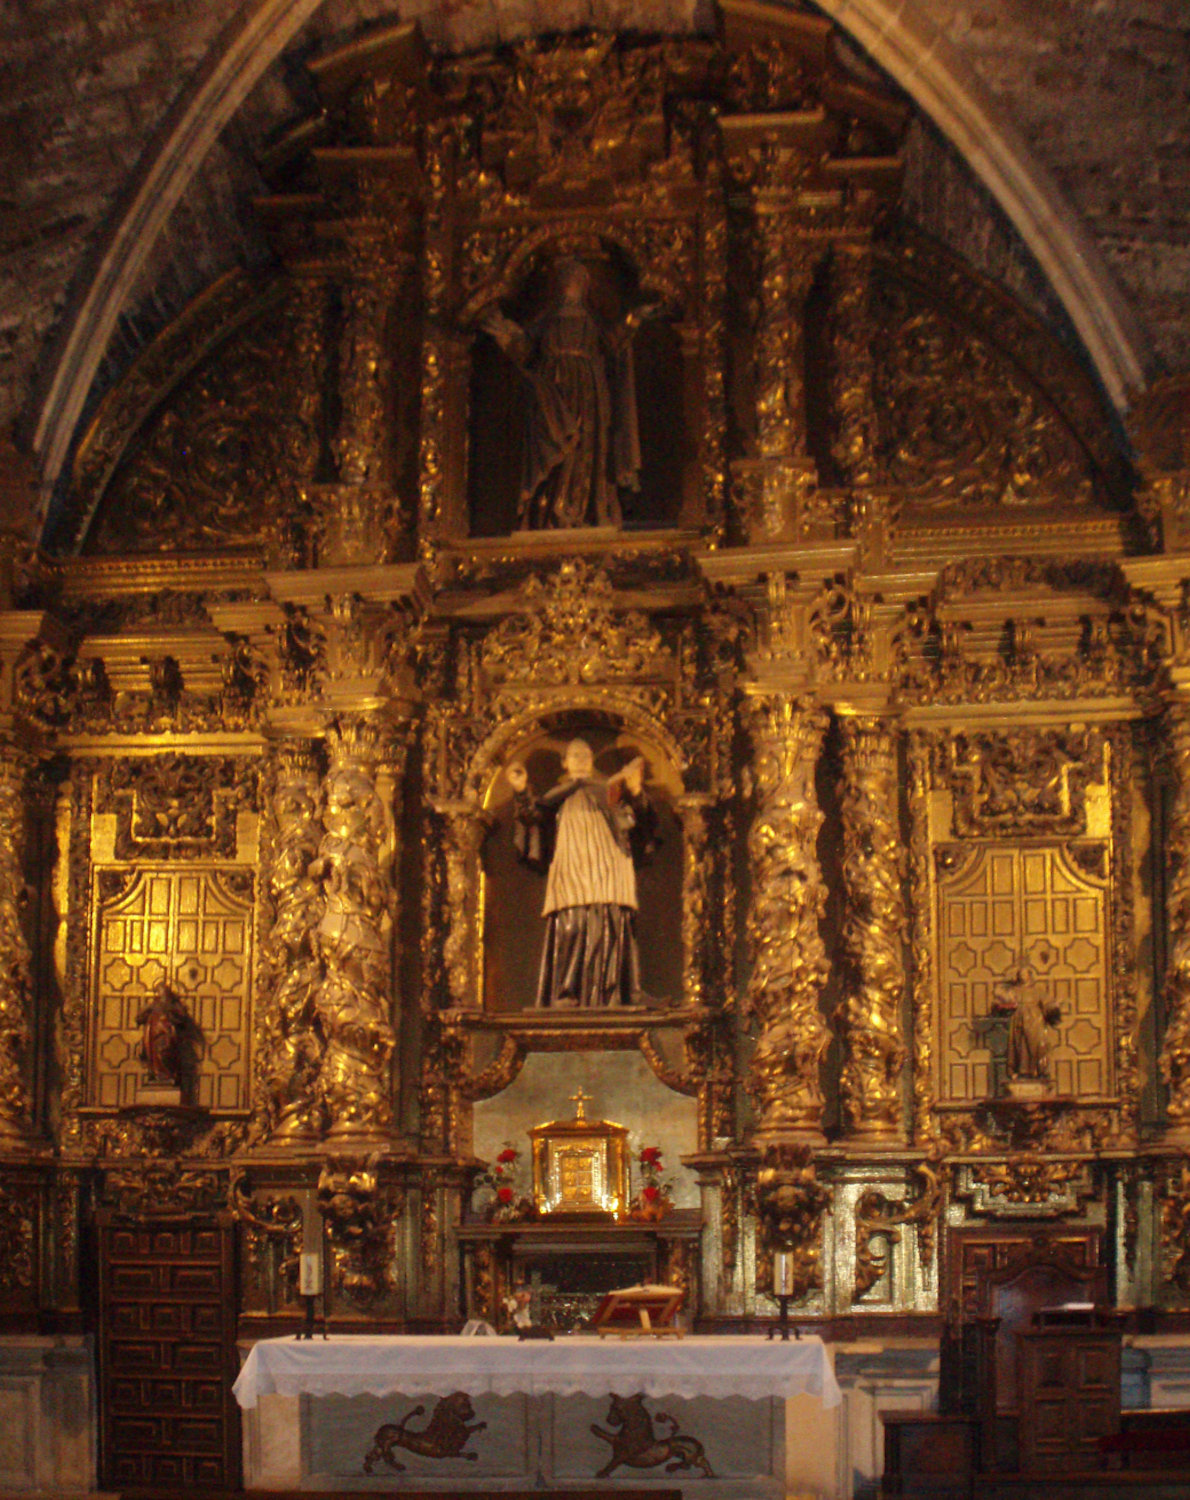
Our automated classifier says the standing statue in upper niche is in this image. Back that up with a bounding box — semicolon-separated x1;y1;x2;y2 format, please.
992;963;1063;1088
506;740;658;1008
481;261;646;530
136;978;199;1093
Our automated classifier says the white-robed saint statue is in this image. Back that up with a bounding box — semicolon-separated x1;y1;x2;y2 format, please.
506;740;658;1008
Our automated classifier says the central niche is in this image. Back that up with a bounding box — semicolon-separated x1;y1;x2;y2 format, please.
467;245;685;538
481;720;683;1011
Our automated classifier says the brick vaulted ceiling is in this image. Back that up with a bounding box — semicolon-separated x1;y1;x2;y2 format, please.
1;0;1187;531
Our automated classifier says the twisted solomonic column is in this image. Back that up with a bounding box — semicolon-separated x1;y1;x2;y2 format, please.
744;696;829;1144
838;715;907;1145
312;721;399;1145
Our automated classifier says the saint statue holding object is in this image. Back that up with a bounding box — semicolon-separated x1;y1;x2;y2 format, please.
507;740;658;1008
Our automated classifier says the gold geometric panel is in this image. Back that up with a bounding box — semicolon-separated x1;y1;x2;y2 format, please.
89;866;254;1112
936;844;1111;1104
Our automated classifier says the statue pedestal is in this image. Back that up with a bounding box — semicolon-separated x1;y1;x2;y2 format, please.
1005;1079;1050;1101
133;1084;183;1107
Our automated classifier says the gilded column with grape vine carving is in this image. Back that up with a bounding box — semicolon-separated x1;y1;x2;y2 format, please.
1161;698;1190;1140
744;696;829;1143
312;720;399;1144
260;740;324;1143
831;238;877;486
838;715;907;1144
0;749;33;1146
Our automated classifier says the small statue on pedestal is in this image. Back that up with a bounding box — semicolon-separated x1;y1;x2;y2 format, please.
136;979;200;1103
992;963;1063;1097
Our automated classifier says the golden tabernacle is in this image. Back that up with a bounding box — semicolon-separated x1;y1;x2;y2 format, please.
0;3;1189;1496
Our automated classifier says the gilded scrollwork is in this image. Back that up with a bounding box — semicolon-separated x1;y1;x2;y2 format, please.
873;274;1100;508
231;1171;303;1306
481;560;673;689
95;753;258;861
743;696;829;1141
854;1160;942;1300
838;716;907;1143
940;728;1103;839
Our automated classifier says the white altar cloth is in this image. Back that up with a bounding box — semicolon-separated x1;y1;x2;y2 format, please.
233;1333;840;1410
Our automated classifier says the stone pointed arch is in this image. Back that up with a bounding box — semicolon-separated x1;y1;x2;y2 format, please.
30;0;1153;534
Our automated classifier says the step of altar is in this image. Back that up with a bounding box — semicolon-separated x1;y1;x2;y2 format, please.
973;1475;1190;1500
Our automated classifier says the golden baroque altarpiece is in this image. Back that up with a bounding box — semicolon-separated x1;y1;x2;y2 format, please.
3;3;1190;1349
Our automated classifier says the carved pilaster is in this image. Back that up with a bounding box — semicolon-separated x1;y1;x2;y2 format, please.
313;719;399;1145
333;225;394;488
437;802;487;1010
1161;698;1190;1141
838;715;907;1145
743;696;829;1143
831;238;877;487
260;740;324;1144
677;796;712;1011
0;748;34;1147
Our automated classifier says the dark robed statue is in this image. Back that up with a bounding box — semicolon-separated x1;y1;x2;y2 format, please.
481;260;644;530
507;740;658;1008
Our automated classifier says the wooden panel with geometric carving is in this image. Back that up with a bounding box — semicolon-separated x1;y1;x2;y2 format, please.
936;844;1111;1104
88;866;255;1112
97;1217;239;1490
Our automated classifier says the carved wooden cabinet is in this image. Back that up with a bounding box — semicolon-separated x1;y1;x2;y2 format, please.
97;1213;240;1490
1016;1318;1121;1472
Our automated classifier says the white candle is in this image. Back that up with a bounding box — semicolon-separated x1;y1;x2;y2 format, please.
299;1251;323;1297
773;1251;794;1297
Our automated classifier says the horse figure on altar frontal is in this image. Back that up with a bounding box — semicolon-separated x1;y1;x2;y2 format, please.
591;1392;715;1478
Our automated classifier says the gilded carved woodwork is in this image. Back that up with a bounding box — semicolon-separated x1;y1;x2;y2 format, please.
258;743;324;1143
838;716;907;1144
0;1176;36;1295
312;726;398;1144
854;1160;942;1301
231;1171;303;1310
7;5;1185;1345
317;1154;402;1306
0;752;34;1145
88;297;317;556
1160;1156;1190;1295
754;1143;831;1300
744;696;829;1142
1161;702;1190;1138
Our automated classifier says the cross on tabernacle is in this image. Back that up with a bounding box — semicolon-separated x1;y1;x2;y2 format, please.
570;1087;591;1121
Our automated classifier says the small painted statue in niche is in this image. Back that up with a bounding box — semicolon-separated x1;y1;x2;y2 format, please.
136;979;199;1090
506;739;658;1008
992;963;1063;1087
480;260;648;530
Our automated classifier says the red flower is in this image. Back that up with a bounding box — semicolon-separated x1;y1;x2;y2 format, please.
497;1185;515;1204
640;1147;663;1166
642;1184;660;1202
496;1148;518;1164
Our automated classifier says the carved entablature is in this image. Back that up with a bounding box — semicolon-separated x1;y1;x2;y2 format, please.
898;557;1156;707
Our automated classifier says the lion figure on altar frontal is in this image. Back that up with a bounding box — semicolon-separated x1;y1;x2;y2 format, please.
362;1391;486;1473
591;1392;715;1478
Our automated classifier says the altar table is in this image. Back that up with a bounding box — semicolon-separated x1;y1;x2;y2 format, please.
235;1334;839;1494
